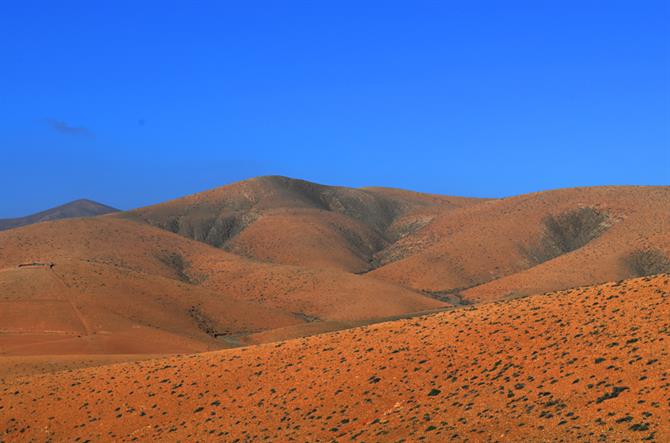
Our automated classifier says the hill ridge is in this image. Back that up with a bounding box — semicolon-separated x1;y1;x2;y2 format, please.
125;175;486;273
0;199;119;231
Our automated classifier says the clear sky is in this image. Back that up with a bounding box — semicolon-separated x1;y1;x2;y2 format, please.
1;1;668;216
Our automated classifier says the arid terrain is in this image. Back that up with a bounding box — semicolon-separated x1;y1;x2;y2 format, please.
1;176;669;441
2;274;668;441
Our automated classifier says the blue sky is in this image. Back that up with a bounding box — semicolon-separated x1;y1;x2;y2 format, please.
1;1;668;216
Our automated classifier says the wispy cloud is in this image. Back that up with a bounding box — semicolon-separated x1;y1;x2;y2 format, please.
47;119;93;137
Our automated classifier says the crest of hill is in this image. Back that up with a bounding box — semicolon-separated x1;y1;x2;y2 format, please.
125;179;670;302
125;175;486;272
0;199;118;231
0;217;443;355
369;185;670;301
3;274;667;441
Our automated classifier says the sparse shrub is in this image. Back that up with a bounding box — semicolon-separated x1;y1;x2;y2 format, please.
623;249;670;277
157;251;192;283
524;207;609;263
596;386;628;403
164;218;180;233
427;388;441;397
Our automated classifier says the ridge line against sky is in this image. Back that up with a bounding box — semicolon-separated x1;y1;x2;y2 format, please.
1;1;668;217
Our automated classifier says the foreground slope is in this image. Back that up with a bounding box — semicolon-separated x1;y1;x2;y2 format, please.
0;217;442;355
127;175;484;273
2;274;667;441
0;199;118;231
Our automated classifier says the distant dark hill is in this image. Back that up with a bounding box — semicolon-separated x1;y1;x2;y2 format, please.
0;199;119;231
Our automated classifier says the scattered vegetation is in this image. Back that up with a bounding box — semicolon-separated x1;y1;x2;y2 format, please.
156;251;192;283
2;274;669;441
292;312;320;323
159;214;257;248
187;305;220;337
525;207;610;263
423;289;473;305
624;249;670;277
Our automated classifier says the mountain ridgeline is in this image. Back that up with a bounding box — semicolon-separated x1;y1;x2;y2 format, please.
1;177;669;357
0;199;118;231
2;177;670;442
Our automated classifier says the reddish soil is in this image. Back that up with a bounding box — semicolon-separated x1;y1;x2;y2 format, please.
1;178;669;441
128;175;484;273
0;215;442;356
130;178;670;303
370;186;670;299
1;274;667;441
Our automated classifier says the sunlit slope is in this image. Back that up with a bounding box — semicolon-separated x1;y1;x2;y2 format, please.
2;274;667;441
0;260;297;356
129;179;670;303
370;186;670;300
0;217;443;354
127;175;484;272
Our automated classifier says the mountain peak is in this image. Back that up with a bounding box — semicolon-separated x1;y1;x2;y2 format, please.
0;199;119;231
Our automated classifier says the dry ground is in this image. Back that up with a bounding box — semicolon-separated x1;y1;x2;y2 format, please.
2;274;667;442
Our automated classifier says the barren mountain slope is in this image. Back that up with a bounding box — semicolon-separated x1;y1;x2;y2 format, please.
0;217;443;355
128;179;669;303
2;274;667;442
370;186;670;300
0;199;118;231
126;176;484;272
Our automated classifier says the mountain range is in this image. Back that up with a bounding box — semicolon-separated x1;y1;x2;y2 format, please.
1;176;668;441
